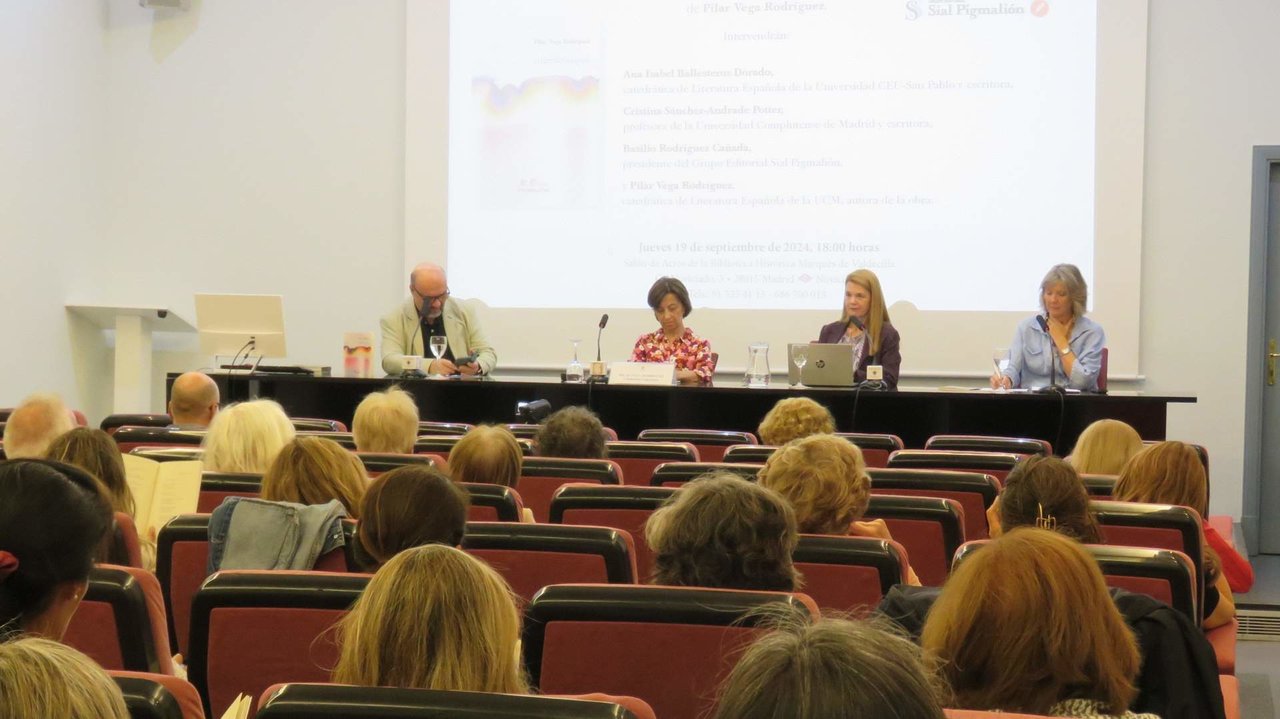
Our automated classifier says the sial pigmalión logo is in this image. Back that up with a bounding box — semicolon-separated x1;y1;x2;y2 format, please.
905;0;1048;21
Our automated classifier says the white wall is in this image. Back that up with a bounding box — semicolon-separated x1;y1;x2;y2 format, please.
4;0;1274;520
0;1;112;418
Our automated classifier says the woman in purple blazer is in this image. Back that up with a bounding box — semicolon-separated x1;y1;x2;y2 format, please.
816;269;901;389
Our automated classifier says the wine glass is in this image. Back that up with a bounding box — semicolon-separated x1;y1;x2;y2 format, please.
790;344;808;387
429;335;448;376
565;339;585;382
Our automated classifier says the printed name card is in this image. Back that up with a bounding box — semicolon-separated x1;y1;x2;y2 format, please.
609;361;677;386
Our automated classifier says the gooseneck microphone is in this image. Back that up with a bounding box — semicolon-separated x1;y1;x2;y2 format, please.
596;313;609;362
1035;314;1065;394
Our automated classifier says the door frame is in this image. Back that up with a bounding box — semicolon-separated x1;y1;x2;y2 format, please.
1244;146;1280;553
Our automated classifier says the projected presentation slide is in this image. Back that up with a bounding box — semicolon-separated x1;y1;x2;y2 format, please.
447;0;1097;311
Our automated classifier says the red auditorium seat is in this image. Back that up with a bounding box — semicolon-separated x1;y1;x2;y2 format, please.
636;428;757;463
604;440;699;486
65;564;175;675
461;522;637;603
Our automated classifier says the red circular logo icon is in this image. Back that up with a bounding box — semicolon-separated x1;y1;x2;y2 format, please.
1031;0;1050;17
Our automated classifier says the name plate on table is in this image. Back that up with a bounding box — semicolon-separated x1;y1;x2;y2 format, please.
609;362;677;386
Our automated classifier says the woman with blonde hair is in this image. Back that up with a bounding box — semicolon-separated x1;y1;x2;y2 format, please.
992;263;1105;391
757;397;834;447
261;436;369;517
922;529;1156;718
332;544;528;693
1116;440;1253;595
1069;419;1144;475
201;399;296;474
352;386;420;454
448;425;522;488
0;637;129;719
816;269;901;388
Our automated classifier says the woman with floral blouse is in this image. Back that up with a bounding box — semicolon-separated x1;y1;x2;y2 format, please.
630;276;715;384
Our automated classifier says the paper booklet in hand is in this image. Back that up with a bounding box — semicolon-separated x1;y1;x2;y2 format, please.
122;454;202;538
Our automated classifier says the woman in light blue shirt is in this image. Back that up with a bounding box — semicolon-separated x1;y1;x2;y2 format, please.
991;264;1106;391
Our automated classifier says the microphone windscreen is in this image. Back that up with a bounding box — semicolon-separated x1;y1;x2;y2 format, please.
599;313;609;329
1036;315;1050;332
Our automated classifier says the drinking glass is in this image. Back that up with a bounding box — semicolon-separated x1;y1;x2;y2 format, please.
566;339;585;382
429;335;448;376
790;344;809;387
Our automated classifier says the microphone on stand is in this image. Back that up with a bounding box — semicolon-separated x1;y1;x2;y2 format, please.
591;314;609;381
849;316;885;391
1035;315;1065;394
401;300;429;379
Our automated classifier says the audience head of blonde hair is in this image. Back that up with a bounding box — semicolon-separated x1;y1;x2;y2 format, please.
261;436;368;517
332;544;528;693
1068;419;1144;475
714;613;946;719
757;397;835;446
0;637;129;719
921;528;1141;715
1114;440;1208;517
448;426;522;487
2;394;76;459
200;399;295;474
758;434;869;534
353;386;420;454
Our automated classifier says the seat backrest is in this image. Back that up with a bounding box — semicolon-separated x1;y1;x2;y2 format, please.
722;444;777;464
886;449;1023;481
462;522;638;603
417;435;535;456
549;484;677;584
861;494;966;587
115;427;205;453
198;472;263;513
523;584;817;719
1089;544;1199;625
924;434;1052;456
257;683;652;719
294;431;357;449
289;418;346;432
354;452;440;476
459;482;525;522
636;429;757;463
832;433;905;468
102;414;173;433
64;565;174;675
130;447;205;463
110;671;205;719
418;420;474;436
792;535;906;612
868;468;1001;540
156;514;214;658
649;462;762;488
188;570;370;718
605;441;699;485
508;423;620;442
1081;473;1118;497
517;458;623;523
1092;500;1206;619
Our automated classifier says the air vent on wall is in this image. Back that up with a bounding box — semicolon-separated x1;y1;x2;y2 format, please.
1238;608;1280;641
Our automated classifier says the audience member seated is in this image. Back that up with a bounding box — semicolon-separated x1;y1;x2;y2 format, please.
882;455;1229;719
988;454;1103;542
352;386;420;454
2;394;76;459
0;637;129;719
922;529;1158;719
645;473;799;591
449;425;521;488
167;371;220;429
757;397;835;447
332;544;528;692
200;399;296;474
354;466;469;571
713;614;945;719
758;434;919;585
536;406;606;459
45;428;153;568
0;460;113;641
1068;419;1145;475
1116;440;1253;595
261;436;369;517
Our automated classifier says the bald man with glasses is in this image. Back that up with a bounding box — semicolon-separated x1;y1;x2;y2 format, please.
380;262;497;376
